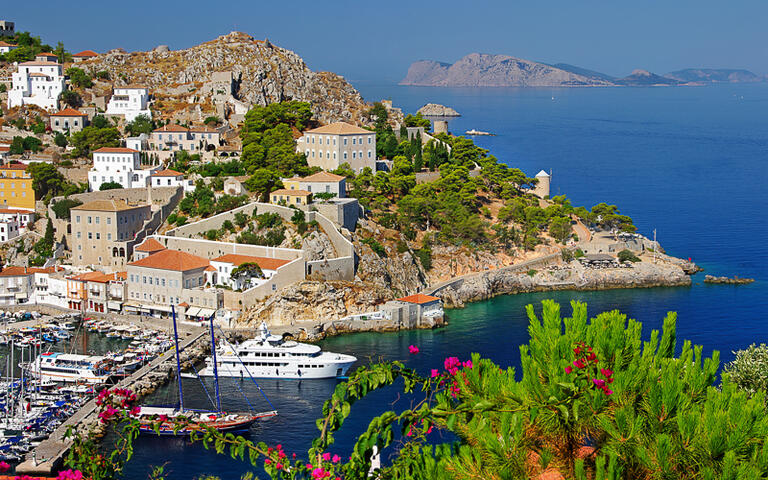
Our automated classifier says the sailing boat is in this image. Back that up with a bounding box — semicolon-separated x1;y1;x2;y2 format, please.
133;307;277;435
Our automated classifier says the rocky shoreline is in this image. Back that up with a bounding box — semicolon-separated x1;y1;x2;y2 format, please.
434;255;693;308
703;275;754;285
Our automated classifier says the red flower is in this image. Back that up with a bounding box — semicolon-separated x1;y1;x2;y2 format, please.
564;366;573;374
0;461;9;473
408;345;419;354
600;368;613;377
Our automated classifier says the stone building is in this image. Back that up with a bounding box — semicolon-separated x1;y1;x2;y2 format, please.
125;248;223;318
50;107;88;134
72;50;98;63
70;199;152;268
296;122;376;173
7;60;66;111
149;124;220;153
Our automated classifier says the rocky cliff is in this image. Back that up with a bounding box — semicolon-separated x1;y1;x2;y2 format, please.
79;32;377;125
437;257;691;308
401;54;614;87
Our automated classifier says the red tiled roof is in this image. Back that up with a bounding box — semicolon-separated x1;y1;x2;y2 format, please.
69;271;112;283
135;238;166;253
0;164;28;170
0;41;17;48
0;266;31;277
211;254;291;271
51;107;86;117
128;249;210;272
397;293;441;305
301;171;345;182
305;122;372;135
177;302;189;307
19;61;59;66
270;189;311;196
0;147;9;153
150;169;183;177
93;147;138;154
0;208;33;215
73;50;98;58
153;124;189;133
28;266;64;275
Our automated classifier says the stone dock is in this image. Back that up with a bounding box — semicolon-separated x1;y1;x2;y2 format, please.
15;329;207;476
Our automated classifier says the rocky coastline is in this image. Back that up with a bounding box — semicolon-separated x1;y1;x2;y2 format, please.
703;275;754;285
434;256;693;308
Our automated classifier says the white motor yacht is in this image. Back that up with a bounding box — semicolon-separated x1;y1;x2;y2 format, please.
199;322;356;379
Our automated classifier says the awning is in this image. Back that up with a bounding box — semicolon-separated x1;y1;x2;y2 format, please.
197;308;215;318
107;301;122;310
184;307;201;317
14;293;28;300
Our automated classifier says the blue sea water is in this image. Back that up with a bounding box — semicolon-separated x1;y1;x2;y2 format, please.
121;84;768;479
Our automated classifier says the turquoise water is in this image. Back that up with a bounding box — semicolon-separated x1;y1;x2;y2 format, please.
121;84;767;478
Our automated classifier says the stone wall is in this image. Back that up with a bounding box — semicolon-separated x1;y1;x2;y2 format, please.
241;257;307;307
312;199;360;232
152;235;302;262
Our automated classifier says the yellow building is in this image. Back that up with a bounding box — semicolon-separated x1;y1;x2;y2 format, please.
269;188;312;206
0;164;35;210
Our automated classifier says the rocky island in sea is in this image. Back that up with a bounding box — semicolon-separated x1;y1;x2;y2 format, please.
401;52;765;87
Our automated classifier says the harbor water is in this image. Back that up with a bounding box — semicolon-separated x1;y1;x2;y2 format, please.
119;83;767;478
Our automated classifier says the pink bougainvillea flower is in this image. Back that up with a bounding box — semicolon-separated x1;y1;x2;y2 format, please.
322;452;331;461
408;345;419;354
586;352;597;362
592;378;606;388
601;368;613;377
158;414;168;422
462;360;473;369
564;366;573;374
573;359;586;369
332;454;341;463
574;346;581;355
265;458;272;465
430;369;439;378
603;387;613;395
129;406;141;416
0;461;10;473
275;463;283;470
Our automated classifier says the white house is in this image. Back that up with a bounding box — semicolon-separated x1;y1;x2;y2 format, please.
296;122;376;173
0;208;33;231
208;254;290;291
149;169;195;192
0;40;17;54
88;147;158;191
126;133;149;152
0;218;19;242
7;60;66;111
106;86;151;122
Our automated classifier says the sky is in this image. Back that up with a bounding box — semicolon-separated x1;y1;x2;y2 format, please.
5;0;768;83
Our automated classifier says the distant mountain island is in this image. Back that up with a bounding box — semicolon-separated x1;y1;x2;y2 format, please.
401;53;764;87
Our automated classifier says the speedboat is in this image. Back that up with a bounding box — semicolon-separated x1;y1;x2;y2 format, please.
199;322;357;379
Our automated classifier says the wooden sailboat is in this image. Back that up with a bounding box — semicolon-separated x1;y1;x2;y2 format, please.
134;307;277;435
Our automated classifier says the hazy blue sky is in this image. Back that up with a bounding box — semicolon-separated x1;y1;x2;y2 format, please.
5;1;767;83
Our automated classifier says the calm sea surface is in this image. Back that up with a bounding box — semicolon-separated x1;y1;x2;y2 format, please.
121;84;768;478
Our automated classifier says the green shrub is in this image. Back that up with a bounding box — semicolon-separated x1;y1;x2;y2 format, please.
617;249;640;263
574;248;585;258
361;237;386;257
723;343;768;399
415;247;432;270
175;215;187;226
51;198;82;220
396;240;409;254
166;213;178;225
527;269;537;277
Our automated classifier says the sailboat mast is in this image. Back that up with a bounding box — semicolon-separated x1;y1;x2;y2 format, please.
171;306;184;412
208;314;221;413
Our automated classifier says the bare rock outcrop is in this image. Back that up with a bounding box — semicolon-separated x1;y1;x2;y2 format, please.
417;103;460;117
81;32;386;125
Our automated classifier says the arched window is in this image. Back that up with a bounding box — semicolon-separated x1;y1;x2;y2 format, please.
112;247;119;257
119;247;125;257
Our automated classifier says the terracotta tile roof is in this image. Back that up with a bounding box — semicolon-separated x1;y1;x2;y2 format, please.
0;41;17;48
51;107;86;117
93;147;138;154
177;302;189;307
128;249;211;272
73;50;98;57
68;271;111;282
305;122;372;135
211;254;292;271
19;61;60;66
271;188;311;196
28;266;64;274
0;208;33;214
153;124;189;133
36;53;57;58
205;265;216;272
135;238;166;253
397;293;441;305
115;271;128;280
71;199;146;212
0;164;28;171
0;266;31;277
301;171;345;182
0;147;9;153
149;169;183;177
188;126;219;133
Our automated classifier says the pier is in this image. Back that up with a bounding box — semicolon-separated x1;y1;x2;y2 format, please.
14;329;206;476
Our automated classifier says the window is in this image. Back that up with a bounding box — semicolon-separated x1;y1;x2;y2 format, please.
88;232;92;240
107;233;111;241
95;217;100;224
343;138;347;146
107;218;111;225
352;138;356;145
87;216;92;224
95;233;100;240
77;232;81;239
142;276;147;284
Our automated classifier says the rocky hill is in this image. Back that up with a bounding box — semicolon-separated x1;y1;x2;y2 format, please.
614;69;680;86
400;54;614;87
78;32;378;125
